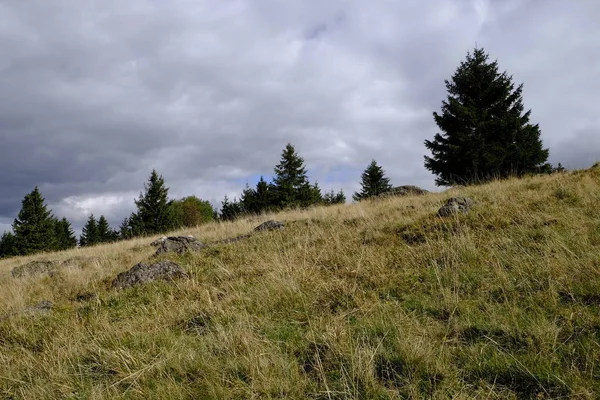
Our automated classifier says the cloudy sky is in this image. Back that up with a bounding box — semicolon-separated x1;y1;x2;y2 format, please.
1;0;599;235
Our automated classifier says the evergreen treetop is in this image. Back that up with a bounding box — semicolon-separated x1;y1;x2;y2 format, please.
12;186;57;255
353;160;392;201
54;217;77;250
80;214;99;247
271;143;321;208
134;169;172;234
425;48;549;186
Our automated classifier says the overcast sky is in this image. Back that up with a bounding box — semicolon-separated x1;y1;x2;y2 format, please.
1;0;599;235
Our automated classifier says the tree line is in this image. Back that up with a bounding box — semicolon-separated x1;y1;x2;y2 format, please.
0;47;565;258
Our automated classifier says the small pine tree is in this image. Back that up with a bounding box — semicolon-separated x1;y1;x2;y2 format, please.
54;217;78;250
12;186;58;255
80;214;99;247
134;170;173;234
425;48;549;185
220;196;243;221
97;215;115;243
353;160;392;201
271;143;321;209
323;189;346;205
0;231;18;258
119;217;132;240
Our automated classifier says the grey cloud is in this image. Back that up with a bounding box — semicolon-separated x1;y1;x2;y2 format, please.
1;0;599;234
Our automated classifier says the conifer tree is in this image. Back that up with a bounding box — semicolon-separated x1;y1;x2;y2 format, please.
239;177;273;215
54;217;77;250
0;231;18;258
220;196;243;221
97;215;116;243
271;143;321;208
353;160;392;201
134;170;173;234
425;48;550;186
323;189;346;205
118;217;132;240
12;186;57;255
80;214;99;247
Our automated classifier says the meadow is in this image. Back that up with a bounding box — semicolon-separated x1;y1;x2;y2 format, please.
1;164;599;399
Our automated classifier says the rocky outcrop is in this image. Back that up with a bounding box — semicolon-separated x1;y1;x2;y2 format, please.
437;197;474;217
380;185;429;198
111;260;189;290
254;220;285;232
11;260;58;278
153;235;206;255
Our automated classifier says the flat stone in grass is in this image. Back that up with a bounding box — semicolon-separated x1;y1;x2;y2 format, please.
111;260;189;290
437;197;474;217
153;235;206;255
11;260;58;278
254;220;285;232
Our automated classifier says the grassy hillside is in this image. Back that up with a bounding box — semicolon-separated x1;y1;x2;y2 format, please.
1;165;599;399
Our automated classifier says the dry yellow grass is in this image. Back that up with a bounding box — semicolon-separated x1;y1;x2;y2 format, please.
1;164;599;399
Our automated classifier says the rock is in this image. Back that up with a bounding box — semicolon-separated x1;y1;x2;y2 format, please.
154;236;206;255
380;185;429;198
437;197;474;217
111;260;189;290
254;220;285;232
150;236;168;246
11;260;58;278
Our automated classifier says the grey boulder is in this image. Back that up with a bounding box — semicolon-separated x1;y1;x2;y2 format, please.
111;260;189;290
437;197;474;217
11;260;58;278
153;235;206;255
254;220;285;232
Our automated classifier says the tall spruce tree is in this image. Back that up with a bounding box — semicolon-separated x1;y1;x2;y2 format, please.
12;187;57;255
271;143;321;208
425;48;550;186
134;170;172;234
80;214;99;247
353;160;392;201
54;217;78;250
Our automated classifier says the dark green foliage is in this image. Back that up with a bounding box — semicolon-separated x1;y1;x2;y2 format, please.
271;143;322;209
323;189;346;205
425;48;549;186
54;217;78;250
219;144;325;220
12;186;58;255
97;215;118;243
80;214;99;247
134;170;173;234
220;196;243;221
118;213;144;240
353;160;392;201
169;196;215;228
239;177;274;215
0;231;18;258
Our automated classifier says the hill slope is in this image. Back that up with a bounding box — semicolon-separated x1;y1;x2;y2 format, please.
1;165;600;399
